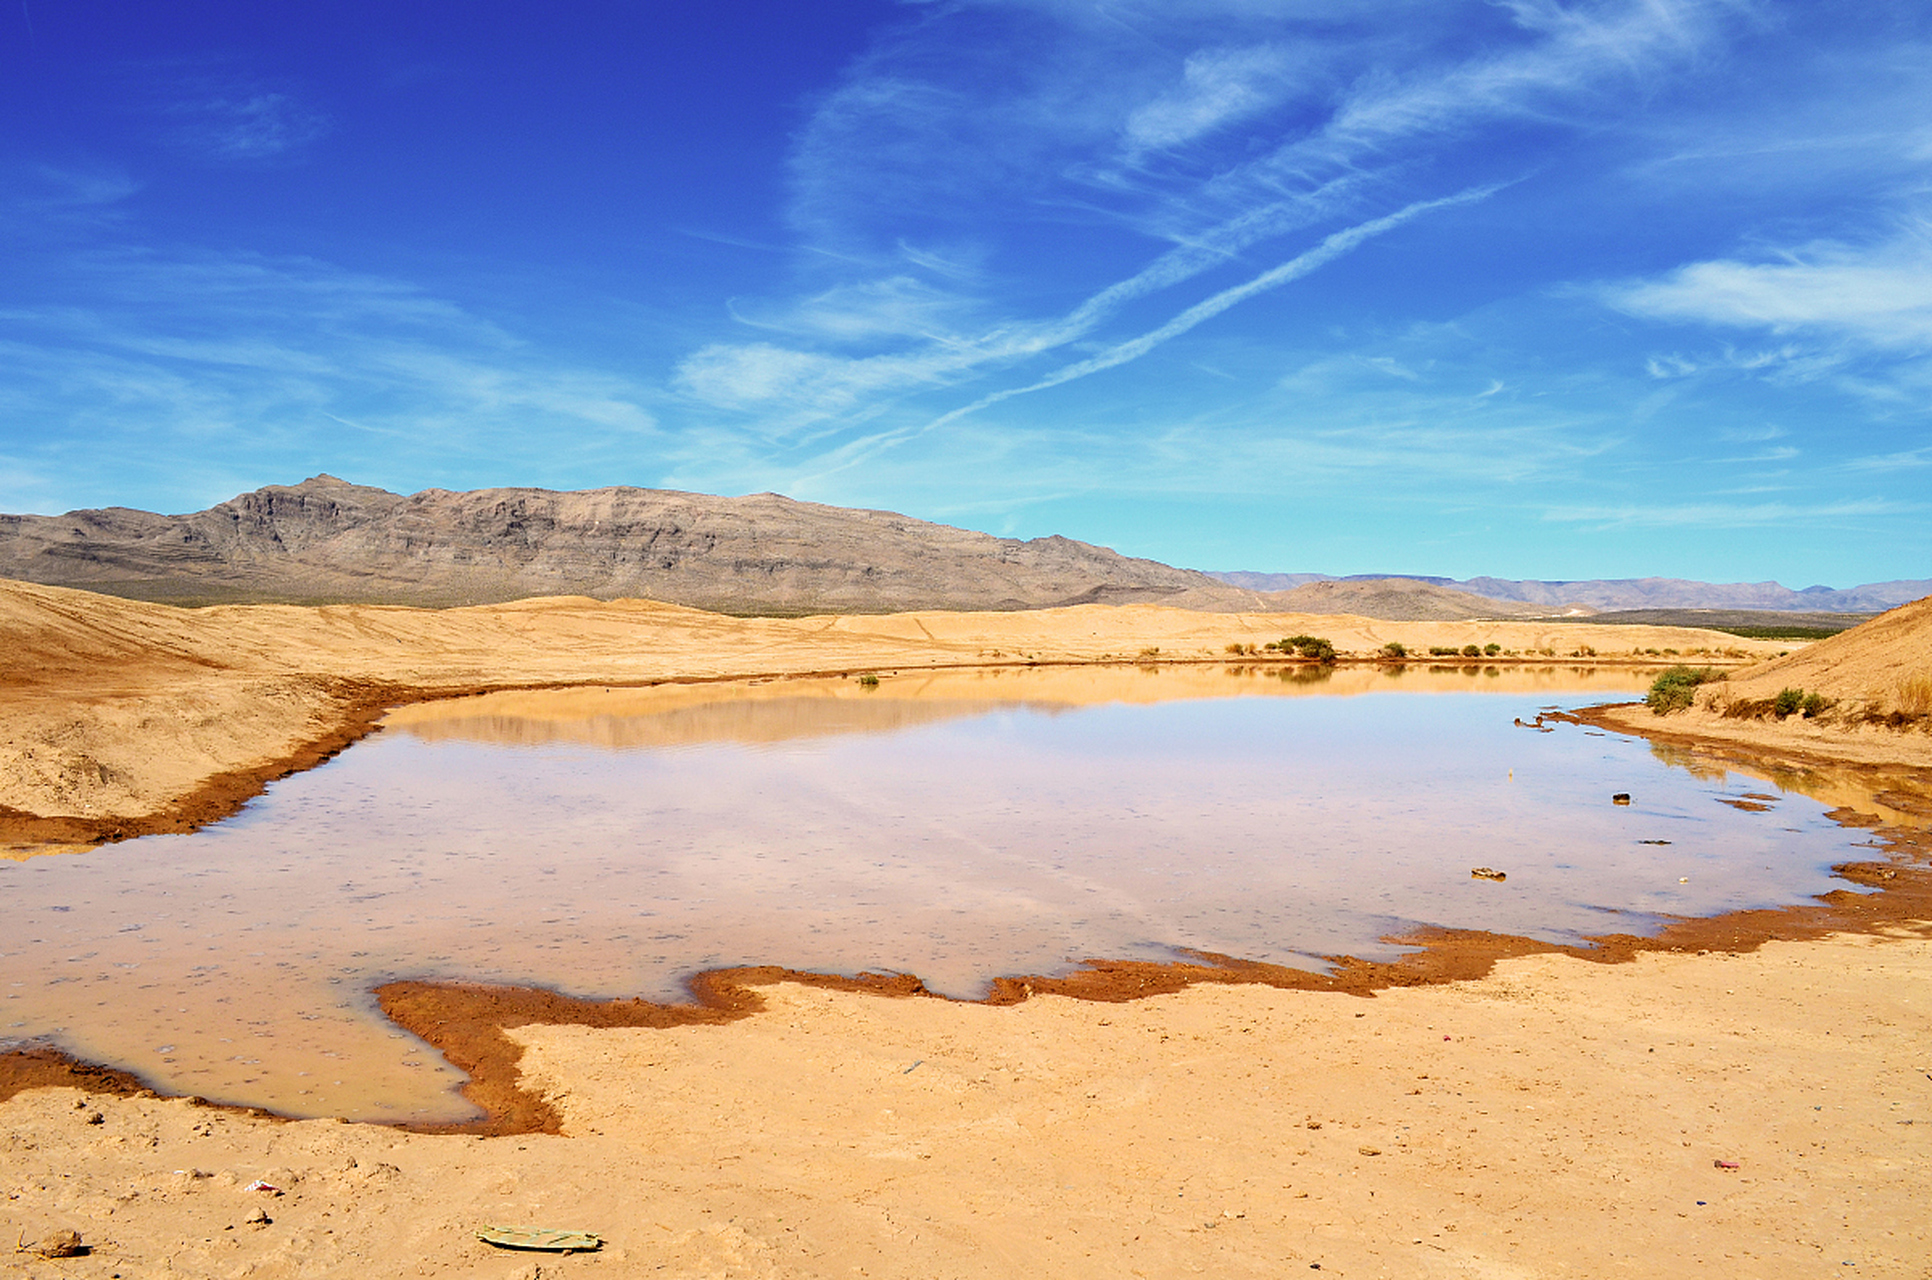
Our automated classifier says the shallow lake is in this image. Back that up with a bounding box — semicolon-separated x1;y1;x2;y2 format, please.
0;664;1888;1123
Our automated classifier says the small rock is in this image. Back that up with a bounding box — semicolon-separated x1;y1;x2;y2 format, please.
85;1111;105;1126
1612;793;1632;805
245;1206;272;1228
1359;1146;1382;1157
32;1229;86;1258
1470;867;1506;881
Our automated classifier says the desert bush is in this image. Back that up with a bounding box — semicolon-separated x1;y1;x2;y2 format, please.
1429;646;1458;656
1281;635;1336;663
1801;691;1830;718
1226;643;1247;655
1645;665;1719;715
1772;687;1804;718
1381;641;1408;658
1897;673;1932;715
1460;644;1481;658
858;674;880;688
1483;642;1501;656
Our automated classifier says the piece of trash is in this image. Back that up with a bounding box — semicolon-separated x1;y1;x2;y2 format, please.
902;1059;923;1074
1679;877;1689;883
28;1229;86;1258
243;1180;281;1195
1470;867;1507;881
476;1225;603;1253
1715;1159;1740;1170
1443;1035;1451;1041
1613;793;1632;805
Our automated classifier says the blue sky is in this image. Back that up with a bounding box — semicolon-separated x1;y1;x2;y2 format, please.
2;1;1927;584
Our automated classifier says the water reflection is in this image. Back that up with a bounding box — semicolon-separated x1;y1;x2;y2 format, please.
0;665;1892;1124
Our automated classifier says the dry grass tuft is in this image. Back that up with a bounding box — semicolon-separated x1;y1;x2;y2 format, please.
1897;672;1932;716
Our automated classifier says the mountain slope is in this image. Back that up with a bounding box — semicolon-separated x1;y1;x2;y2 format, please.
0;476;1263;614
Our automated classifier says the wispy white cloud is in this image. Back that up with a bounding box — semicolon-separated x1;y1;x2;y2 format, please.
169;90;331;161
681;0;1733;455
1544;498;1912;530
1607;225;1932;348
1123;43;1306;154
0;247;658;508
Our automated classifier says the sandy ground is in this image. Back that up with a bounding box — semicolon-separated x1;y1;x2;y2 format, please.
5;929;1928;1278
7;579;1932;1278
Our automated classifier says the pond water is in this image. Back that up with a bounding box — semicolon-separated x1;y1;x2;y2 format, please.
0;665;1883;1124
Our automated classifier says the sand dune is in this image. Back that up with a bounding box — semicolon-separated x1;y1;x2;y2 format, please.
1587;594;1932;771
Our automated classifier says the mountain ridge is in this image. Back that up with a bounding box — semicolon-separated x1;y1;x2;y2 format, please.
1209;570;1931;614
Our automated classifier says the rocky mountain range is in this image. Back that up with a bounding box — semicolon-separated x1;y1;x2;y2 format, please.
4;476;1910;621
1211;571;1930;614
0;476;1261;614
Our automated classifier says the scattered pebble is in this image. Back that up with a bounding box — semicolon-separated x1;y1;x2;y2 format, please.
30;1229;85;1258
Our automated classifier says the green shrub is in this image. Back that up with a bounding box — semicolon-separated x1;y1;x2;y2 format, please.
1429;646;1458;656
1482;642;1501;656
1801;692;1830;718
1772;687;1804;718
1380;641;1407;659
1461;644;1481;658
1281;634;1336;663
858;674;880;688
1645;665;1719;715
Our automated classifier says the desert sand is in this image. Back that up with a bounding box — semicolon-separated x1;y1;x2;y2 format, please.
5;928;1928;1278
4;578;1930;1277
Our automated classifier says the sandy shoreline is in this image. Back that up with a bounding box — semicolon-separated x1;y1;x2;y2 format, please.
5;579;1931;1275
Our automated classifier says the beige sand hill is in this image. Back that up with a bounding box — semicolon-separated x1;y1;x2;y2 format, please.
0;575;1779;852
1588;594;1932;771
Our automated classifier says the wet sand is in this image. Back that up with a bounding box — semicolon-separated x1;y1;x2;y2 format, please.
6;923;1929;1278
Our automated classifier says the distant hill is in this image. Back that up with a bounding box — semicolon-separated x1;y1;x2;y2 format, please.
0;476;1267;615
1210;571;1931;614
1256;578;1569;622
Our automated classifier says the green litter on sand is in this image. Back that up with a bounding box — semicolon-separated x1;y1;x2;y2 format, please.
476;1225;603;1252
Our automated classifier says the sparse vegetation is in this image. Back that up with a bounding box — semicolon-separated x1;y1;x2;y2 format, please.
1280;634;1337;663
1765;687;1831;719
1428;646;1459;657
1482;642;1501;656
858;674;880;688
1645;665;1720;715
1380;641;1407;659
1897;673;1932;716
1715;624;1847;641
1461;644;1481;658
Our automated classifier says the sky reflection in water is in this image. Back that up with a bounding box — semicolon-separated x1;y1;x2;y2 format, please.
0;667;1875;1122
